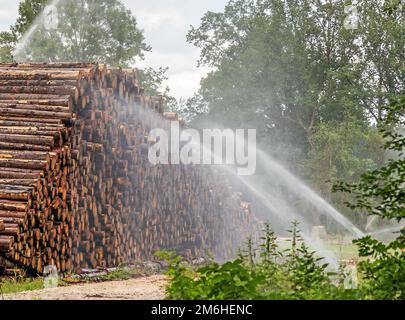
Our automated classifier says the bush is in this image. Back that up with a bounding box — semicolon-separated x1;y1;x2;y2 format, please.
157;222;363;300
354;236;405;300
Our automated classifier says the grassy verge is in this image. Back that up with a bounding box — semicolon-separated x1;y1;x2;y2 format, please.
276;239;359;261
0;264;158;295
325;243;359;261
0;278;44;295
63;265;152;285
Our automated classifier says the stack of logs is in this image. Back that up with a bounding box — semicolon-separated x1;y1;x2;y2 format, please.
0;63;259;274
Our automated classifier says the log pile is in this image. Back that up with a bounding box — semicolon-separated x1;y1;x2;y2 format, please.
0;63;259;274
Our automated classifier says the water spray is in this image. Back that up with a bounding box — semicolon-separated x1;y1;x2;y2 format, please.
12;0;61;61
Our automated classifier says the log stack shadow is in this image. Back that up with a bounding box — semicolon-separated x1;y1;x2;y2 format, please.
0;63;260;274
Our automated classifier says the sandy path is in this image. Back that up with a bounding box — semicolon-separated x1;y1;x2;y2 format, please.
2;275;167;300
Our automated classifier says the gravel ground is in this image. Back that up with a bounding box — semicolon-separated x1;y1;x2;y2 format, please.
2;275;167;300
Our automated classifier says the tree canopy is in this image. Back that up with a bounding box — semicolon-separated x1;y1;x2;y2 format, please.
0;0;150;67
184;0;404;206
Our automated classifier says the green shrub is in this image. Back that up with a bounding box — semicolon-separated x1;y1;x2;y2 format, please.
157;222;363;300
354;236;405;300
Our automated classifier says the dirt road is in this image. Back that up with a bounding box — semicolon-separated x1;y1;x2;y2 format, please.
2;275;167;300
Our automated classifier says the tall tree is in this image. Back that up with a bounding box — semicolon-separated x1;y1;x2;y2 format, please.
0;0;48;62
0;0;150;67
183;0;405;223
186;0;403;180
354;0;405;125
186;0;366;161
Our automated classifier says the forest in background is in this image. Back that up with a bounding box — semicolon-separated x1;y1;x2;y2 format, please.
174;0;404;227
0;0;403;299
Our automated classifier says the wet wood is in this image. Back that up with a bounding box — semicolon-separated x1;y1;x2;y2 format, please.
0;63;259;275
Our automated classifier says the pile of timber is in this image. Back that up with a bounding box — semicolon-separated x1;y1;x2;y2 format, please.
0;62;260;274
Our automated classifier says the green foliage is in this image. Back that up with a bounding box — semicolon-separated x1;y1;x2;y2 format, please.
334;94;404;300
304;119;384;226
169;94;209;123
0;278;44;295
354;1;405;124
13;0;48;35
283;222;332;298
185;0;403;217
0;270;44;295
186;0;402;143
67;266;147;284
158;223;361;300
95;266;144;281
0;32;16;62
189;0;327;145
259;223;279;263
138;67;170;97
0;0;48;63
353;235;405;300
384;0;404;14
334;97;405;221
306;120;383;188
1;0;150;66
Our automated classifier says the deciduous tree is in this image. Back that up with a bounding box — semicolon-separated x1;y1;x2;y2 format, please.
0;0;150;67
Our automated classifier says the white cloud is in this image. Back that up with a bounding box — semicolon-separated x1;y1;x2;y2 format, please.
138;50;198;74
126;0;228;99
167;68;212;99
137;49;212;98
135;8;186;30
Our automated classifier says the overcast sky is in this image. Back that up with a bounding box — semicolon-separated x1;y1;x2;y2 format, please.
0;0;228;99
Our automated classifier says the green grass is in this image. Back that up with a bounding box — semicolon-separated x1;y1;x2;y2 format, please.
63;265;152;285
0;278;44;295
276;239;359;262
101;266;144;281
325;243;359;261
0;265;152;295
